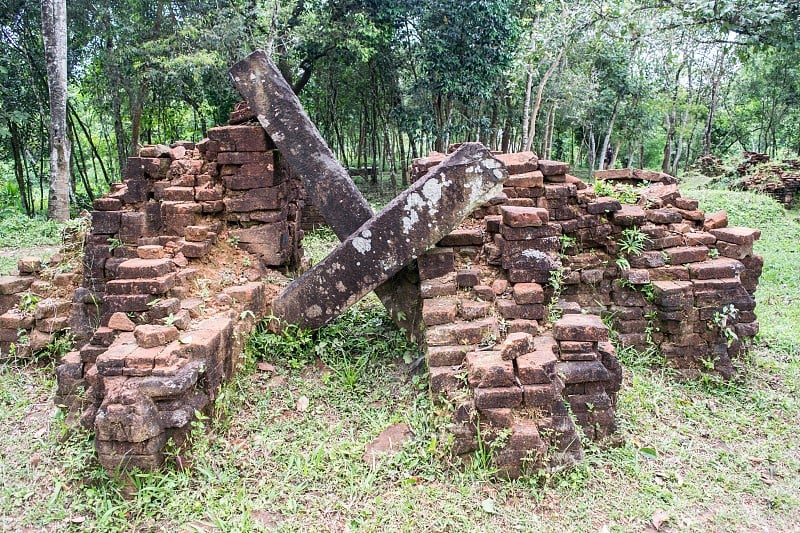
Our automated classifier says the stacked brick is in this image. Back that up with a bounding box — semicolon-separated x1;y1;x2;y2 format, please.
734;152;800;206
84;126;302;299
418;151;762;477
56;124;304;472
0;255;87;359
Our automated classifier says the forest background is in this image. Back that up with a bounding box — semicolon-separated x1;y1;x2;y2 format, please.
1;0;799;218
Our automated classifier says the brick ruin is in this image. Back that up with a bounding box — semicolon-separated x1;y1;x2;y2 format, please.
411;152;762;476
0;63;763;477
734;151;800;206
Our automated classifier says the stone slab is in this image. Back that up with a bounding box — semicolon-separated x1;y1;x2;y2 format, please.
271;143;507;328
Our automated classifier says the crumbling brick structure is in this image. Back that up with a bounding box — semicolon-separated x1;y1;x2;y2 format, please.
413;151;762;476
36;74;761;477
734;152;800;206
54;124;304;471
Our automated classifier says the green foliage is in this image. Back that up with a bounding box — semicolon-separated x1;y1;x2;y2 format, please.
17;292;40;315
249;302;421;389
710;304;740;347
593;181;642;204
0;212;61;248
617;228;650;257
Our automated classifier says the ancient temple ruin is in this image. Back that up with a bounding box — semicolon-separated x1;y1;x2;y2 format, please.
0;51;763;478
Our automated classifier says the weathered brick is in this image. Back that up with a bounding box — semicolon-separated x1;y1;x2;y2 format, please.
455;269;480;288
438;228;483;247
710;226;761;246
496;300;546;320
417;248;455;280
136;245;165;260
687;257;744;280
473;386;523;409
495;151;538;174
685;231;717;246
425;318;497;347
586;197;621;214
664;246;709;265
460;300;491;320
552;314;608;342
516;349;557;385
134;324;179;349
223;187;284;212
537;159;570;176
501;206;549;228
91;211;121;234
703;210;728;231
422;298;458;326
646;208;683;224
427;345;472;366
506;171;543;188
500;332;536;361
612;205;646;226
429;366;463;394
117;258;176;279
555;360;611;383
467;350;515;388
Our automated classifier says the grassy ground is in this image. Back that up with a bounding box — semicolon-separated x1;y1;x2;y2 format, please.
1;186;799;531
0;212;63;274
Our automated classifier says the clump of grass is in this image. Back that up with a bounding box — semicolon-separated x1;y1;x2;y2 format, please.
250;301;421;391
302;225;338;266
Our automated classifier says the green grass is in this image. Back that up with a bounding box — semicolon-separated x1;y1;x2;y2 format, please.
0;192;799;531
0;211;63;274
686;188;800;357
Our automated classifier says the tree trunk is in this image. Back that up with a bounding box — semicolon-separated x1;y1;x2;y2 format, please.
42;0;70;221
524;49;563;153
661;111;674;174
703;46;728;156
9;123;33;216
598;99;618;171
521;67;534;149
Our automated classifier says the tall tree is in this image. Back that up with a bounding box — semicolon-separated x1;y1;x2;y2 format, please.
41;0;69;220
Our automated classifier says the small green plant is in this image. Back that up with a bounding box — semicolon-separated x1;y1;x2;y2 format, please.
615;256;631;272
107;237;123;251
163;313;177;327
18;292;41;314
227;235;240;245
146;298;162;308
710;304;739;347
641;282;656;303
593;180;642;204
547;267;565;323
708;248;720;258
38;330;75;360
559;234;577;256
617;228;650;256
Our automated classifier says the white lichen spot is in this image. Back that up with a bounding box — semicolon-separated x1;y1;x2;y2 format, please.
336;281;346;292
522;249;547;259
493;169;504;180
307;305;322;318
352;235;372;254
481;157;502;169
249;73;256;80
